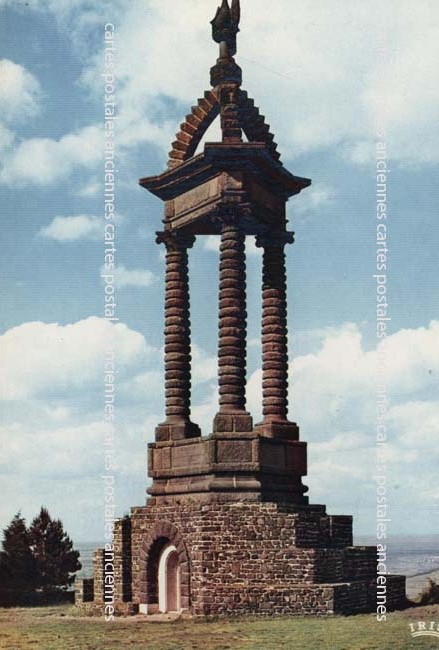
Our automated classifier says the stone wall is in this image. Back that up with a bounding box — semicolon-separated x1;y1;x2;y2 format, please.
75;578;94;603
113;516;132;603
92;548;105;603
76;499;406;616
126;498;406;616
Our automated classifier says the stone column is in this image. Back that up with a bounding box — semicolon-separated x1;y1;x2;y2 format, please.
255;231;299;439
213;215;252;433
155;231;200;441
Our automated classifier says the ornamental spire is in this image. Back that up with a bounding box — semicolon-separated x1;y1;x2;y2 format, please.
211;0;241;58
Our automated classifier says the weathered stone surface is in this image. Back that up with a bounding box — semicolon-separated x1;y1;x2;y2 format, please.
213;217;253;431
77;480;407;617
77;502;406;617
155;231;200;441
252;232;300;440
75;578;94;603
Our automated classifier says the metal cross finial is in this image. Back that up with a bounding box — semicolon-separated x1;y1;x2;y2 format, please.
211;0;240;58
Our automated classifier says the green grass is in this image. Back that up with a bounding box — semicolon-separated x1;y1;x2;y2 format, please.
0;604;438;650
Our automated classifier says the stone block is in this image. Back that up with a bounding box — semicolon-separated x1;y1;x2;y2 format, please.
213;412;253;433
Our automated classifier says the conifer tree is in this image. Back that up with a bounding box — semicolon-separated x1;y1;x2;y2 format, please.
0;512;37;599
29;507;81;594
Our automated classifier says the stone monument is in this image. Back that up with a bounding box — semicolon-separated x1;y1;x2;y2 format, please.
77;0;406;616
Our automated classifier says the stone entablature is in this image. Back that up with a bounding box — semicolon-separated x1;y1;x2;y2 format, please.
147;433;307;501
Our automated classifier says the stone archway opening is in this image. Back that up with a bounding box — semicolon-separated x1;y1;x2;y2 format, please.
138;523;190;615
158;544;180;613
140;537;182;614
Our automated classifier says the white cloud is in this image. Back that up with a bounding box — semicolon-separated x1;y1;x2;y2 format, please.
192;384;218;434
293;321;438;434
0;122;14;150
0;59;42;124
40;215;102;241
119;370;163;403
0;126;103;185
75;180;100;197
192;344;217;384
0;420;104;479
0;124;102;186
0;56;103;187
0;317;152;400
0;315;164;538
389;400;439;449
0;316;162;537
0;59;42;164
113;264;157;288
381;323;439;396
203;235;261;256
293;184;335;219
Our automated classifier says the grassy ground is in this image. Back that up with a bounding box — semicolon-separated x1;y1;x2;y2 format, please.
0;605;438;650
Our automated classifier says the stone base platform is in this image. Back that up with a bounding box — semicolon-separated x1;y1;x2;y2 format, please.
76;498;407;617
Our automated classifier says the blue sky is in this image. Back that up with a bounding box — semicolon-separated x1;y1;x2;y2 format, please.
0;0;438;543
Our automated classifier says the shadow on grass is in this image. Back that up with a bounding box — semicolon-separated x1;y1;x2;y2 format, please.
0;589;75;608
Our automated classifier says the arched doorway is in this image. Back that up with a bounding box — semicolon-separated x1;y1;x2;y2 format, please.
138;522;190;615
158;544;181;613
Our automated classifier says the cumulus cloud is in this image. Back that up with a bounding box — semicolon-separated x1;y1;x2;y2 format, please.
0;57;102;187
295;321;437;437
40;215;102;241
0;59;43;169
0;315;164;536
0;124;103;186
389;400;439;450
113;264;158;288
0;314;207;538
0;122;14;150
0;317;152;400
0;59;43;125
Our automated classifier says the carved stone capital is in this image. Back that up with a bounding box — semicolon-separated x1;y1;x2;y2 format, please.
211;200;251;228
255;231;295;249
156;230;196;251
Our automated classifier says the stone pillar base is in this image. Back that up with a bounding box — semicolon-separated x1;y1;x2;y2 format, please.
213;412;253;433
254;420;300;440
155;421;201;442
148;433;308;502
